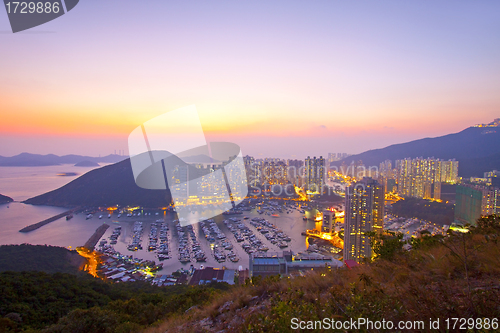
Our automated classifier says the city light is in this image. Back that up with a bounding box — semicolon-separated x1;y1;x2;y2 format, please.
294;185;308;201
305;229;344;249
385;192;403;202
76;247;102;279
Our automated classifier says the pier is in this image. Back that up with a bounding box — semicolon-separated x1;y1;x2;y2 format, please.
19;208;79;233
83;224;110;250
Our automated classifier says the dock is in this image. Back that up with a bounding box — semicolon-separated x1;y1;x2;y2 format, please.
19;208;79;233
83;224;110;250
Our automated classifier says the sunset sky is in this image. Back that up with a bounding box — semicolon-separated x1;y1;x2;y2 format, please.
1;0;500;159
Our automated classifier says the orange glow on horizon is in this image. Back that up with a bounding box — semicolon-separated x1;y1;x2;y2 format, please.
0;99;479;141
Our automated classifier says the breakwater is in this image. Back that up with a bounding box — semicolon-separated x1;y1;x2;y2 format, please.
19;208;78;233
83;224;110;250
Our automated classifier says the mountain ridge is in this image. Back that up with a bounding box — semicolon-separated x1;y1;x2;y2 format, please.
331;126;500;177
0;153;126;166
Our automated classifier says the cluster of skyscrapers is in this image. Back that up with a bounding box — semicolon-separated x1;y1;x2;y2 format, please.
338;157;459;263
378;157;459;200
243;156;326;193
167;157;247;206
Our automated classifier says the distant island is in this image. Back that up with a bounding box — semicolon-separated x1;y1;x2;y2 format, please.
0;193;13;204
0;152;126;167
74;160;99;167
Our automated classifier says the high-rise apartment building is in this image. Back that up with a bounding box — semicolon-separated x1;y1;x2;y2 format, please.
170;164;189;199
321;210;333;234
437;160;459;184
484;170;500;187
455;184;500;225
433;181;441;201
482;187;500;216
261;159;288;185
243;155;258;186
344;178;384;262
305;156;325;193
395;157;458;200
379;160;393;179
287;159;304;186
328;153;350;163
378;160;393;193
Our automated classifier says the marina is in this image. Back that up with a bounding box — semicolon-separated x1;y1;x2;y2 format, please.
87;201;319;275
1;199;336;277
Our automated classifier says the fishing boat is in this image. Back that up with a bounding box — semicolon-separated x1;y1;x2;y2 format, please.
222;209;243;215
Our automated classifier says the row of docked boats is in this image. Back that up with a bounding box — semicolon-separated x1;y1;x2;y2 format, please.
200;219;239;263
109;226;121;245
127;221;144;251
200;219;226;242
84;209;163;220
224;218;269;254
222;209;243;215
256;204;298;217
148;221;160;251
176;221;208;263
249;217;291;249
156;220;170;261
99;226;122;248
176;221;191;263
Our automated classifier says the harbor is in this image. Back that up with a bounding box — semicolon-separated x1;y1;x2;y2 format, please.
82;199;339;278
0;199;345;281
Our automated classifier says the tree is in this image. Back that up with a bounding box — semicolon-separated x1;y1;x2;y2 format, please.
367;231;404;261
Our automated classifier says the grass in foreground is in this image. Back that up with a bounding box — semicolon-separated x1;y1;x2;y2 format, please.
146;215;500;333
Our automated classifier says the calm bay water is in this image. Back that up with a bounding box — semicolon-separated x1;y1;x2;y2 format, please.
0;164;104;201
0;202;109;248
0;165;317;274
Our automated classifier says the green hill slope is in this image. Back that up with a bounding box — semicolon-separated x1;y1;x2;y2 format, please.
0;244;84;275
